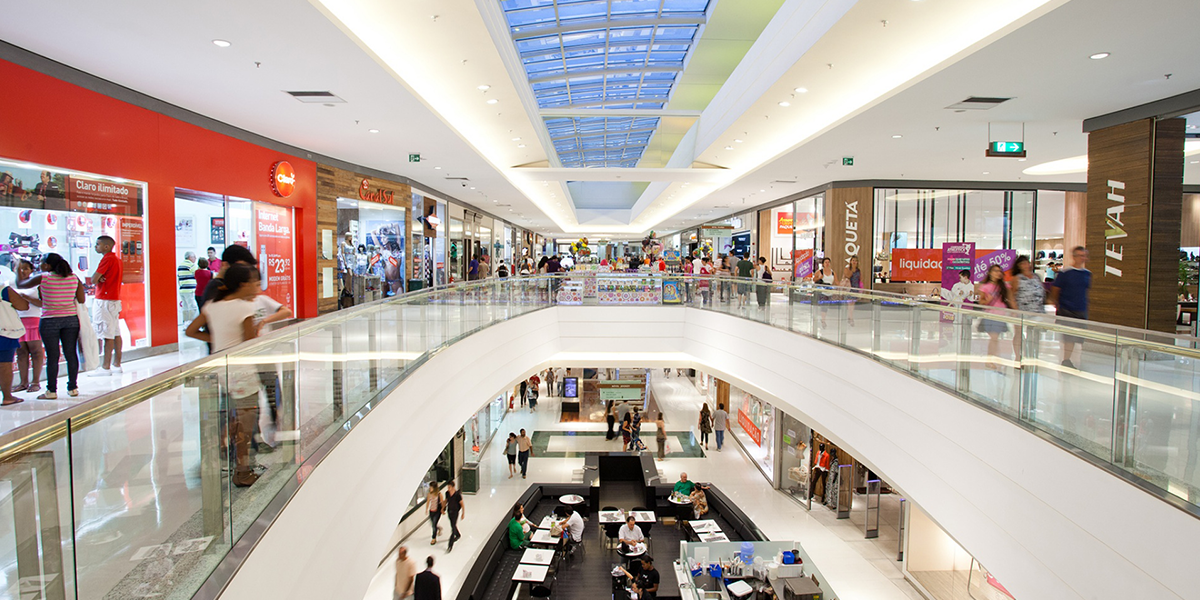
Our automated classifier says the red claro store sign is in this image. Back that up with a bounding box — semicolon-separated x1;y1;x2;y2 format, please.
358;179;395;205
270;161;296;198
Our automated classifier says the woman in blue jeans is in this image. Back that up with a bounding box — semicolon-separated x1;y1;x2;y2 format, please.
36;253;84;400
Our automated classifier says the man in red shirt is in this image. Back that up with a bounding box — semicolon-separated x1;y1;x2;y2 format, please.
90;235;123;374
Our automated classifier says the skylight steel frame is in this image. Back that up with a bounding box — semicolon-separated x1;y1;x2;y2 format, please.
500;0;712;168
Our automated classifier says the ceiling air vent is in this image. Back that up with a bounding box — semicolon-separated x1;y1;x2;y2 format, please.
285;91;346;104
946;96;1011;110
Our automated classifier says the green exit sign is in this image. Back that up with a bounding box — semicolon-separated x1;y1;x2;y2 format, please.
408;153;421;163
986;141;1026;157
842;156;854;166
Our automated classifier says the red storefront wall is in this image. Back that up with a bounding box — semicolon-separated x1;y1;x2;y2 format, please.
0;58;318;347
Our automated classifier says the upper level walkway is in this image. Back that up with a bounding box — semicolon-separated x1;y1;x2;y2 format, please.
0;274;1196;600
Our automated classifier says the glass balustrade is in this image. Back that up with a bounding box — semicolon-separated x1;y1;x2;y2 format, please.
0;273;1196;599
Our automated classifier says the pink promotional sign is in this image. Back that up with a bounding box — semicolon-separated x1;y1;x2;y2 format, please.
941;242;975;322
793;249;814;279
972;249;1017;282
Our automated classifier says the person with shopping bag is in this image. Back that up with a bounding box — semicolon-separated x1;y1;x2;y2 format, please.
0;283;30;406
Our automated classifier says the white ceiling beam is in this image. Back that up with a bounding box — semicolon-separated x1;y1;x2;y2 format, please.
527;65;682;84
510;15;706;40
540;108;701;117
511;167;730;183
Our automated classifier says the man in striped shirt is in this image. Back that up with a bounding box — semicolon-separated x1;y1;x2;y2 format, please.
178;252;198;323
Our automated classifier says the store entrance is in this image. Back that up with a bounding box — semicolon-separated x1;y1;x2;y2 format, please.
175;189;296;325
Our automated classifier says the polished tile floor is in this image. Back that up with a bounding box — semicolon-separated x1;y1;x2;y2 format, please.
361;373;924;600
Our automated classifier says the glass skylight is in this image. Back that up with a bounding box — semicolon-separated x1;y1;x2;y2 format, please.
500;0;711;167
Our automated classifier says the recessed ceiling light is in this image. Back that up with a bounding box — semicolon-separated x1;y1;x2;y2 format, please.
759;189;765;193
512;137;522;141
1018;158;1027;162
892;134;902;139
518;144;526;148
724;146;734;150
368;129;380;134
734;139;743;143
794;87;807;94
487;99;499;104
1192;160;1199;164
778;101;791;107
982;171;990;175
1090;52;1110;60
212;39;232;48
478;85;491;91
434;166;442;170
470;187;476;190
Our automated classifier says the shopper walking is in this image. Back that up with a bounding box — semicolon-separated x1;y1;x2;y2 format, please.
90;235;123;374
517;428;532;479
413;556;442;600
698;403;712;450
518;379;528;408
194;257;213;309
0;284;30;406
712;403;728;451
394;545;417;600
698;257;714;306
1050;246;1091;370
977;264;1014;369
185;264;263;487
621;413;632;451
631;406;643;447
655;413;668;461
206;247;222;273
1010;255;1045;360
504;432;518;478
841;256;862;326
605;400;616;440
735;253;754;308
755;256;772;308
36;253;83;400
177;251;198;323
426;485;444;546
444;480;465;552
13;260;43;395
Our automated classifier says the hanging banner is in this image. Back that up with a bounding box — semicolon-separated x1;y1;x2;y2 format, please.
793;249;814;279
254;202;294;313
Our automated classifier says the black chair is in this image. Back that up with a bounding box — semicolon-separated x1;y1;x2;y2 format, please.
601;506;620;549
532;572;555;599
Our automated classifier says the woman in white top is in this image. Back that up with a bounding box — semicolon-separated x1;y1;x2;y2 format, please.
814;257;835;328
185;263;262;487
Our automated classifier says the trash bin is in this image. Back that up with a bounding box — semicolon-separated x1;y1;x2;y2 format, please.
460;462;479;494
408;279;424;292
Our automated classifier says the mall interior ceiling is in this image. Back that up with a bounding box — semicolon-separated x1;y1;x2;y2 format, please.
1;0;1198;239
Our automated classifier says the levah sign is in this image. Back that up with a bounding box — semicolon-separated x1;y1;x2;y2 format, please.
1103;179;1125;277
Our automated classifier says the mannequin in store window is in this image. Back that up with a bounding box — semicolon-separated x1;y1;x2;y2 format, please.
810;443;832;501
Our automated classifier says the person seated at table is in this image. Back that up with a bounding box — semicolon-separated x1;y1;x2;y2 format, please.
618;515;645;549
673;472;696;496
554;505;585;543
508;504;532;549
689;487;709;519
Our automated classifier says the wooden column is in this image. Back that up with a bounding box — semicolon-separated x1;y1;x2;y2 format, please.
316;164;339;314
715;378;730;411
1085;117;1184;332
824;187;874;283
1064;191;1087;254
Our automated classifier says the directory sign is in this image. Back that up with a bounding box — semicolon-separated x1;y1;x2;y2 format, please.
563;377;578;399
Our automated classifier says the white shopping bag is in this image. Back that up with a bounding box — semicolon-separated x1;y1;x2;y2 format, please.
76;303;100;372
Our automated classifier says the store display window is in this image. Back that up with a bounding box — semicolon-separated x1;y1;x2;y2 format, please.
904;504;1011;600
730;385;775;483
336;197;406;304
0;158;149;348
464;394;507;463
761;194;824;281
778;412;812;505
872;188;1036;284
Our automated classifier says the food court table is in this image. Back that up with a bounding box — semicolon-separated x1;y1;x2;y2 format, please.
537;515;557;529
521;548;555;566
599;510;625;524
689;519;720;534
668;495;692;525
509;563;550;599
631;510;656;523
699;532;730;543
530;528;561;547
560;494;586;507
